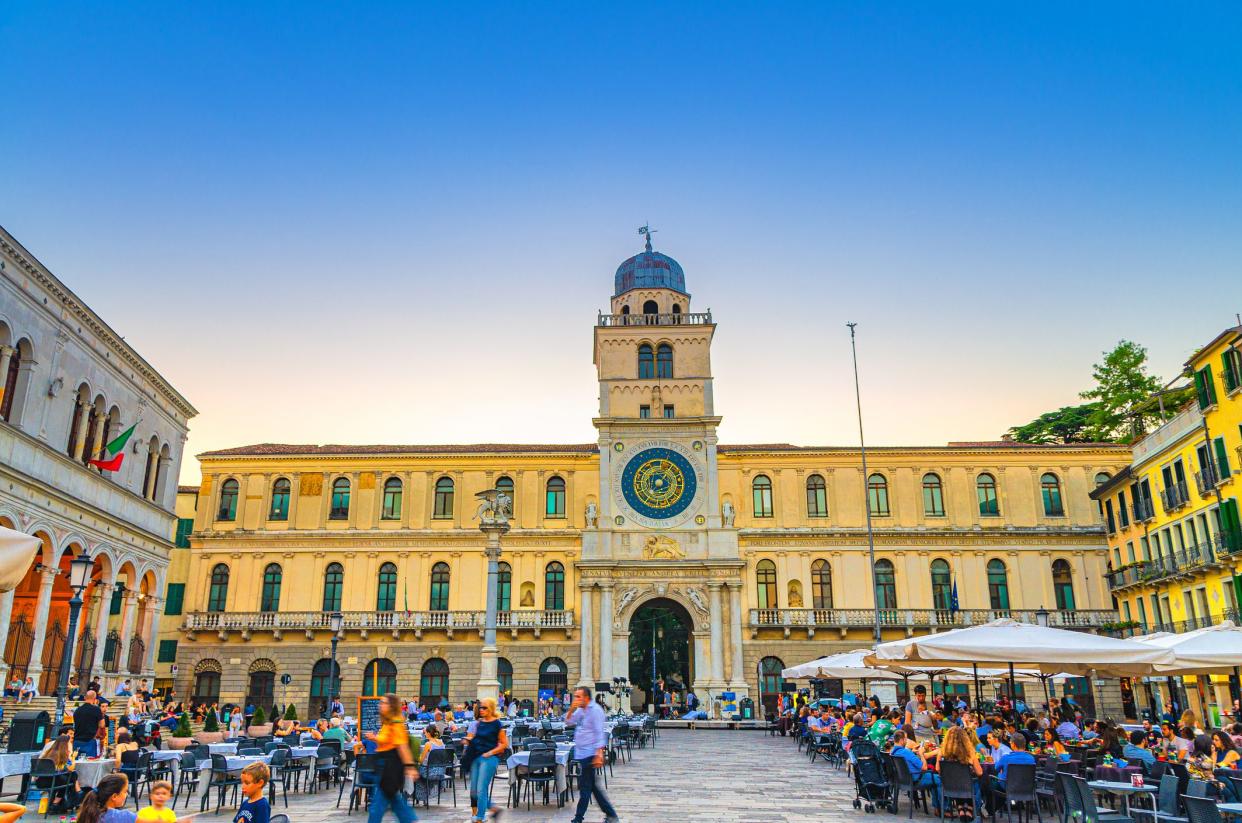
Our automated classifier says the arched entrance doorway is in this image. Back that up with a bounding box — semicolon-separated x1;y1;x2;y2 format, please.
627;597;694;714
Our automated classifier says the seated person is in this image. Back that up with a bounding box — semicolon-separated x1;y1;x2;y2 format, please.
113;729;140;766
322;717;353;747
988;731;1037;810
868;711;897;745
1123;730;1156;771
419;725;444;765
984;730;1012;761
18;677;38;704
889;729;942;814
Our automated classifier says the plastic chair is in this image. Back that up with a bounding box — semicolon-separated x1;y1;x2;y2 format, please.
939;760;982;823
519;748;557;811
201;754;242;813
311;746;338;793
128;751;154;807
30;759;74;818
172;751;203;809
882;752;925;818
338;752;377;814
1180;795;1221;823
1131;773;1189;823
266;748;289;808
1073;776;1133;823
416;747;456;807
1059;773;1087;823
996;763;1042;823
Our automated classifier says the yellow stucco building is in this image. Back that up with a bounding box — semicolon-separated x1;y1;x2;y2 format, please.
166;239;1129;717
1093;325;1242;721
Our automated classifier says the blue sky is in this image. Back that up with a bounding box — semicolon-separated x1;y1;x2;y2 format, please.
4;3;1241;481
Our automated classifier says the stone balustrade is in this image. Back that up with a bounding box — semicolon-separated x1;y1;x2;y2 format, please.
182;609;575;640
747;607;1118;638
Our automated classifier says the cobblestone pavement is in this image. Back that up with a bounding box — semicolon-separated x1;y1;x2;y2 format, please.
11;730;864;822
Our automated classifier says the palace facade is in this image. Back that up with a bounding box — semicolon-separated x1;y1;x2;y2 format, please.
168;239;1129;716
0;225;196;695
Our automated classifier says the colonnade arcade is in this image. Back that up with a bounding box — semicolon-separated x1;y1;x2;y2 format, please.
0;509;164;693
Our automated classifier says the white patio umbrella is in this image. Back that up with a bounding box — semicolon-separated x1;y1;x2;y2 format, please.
782;649;903;680
1141;621;1242;675
0;525;40;592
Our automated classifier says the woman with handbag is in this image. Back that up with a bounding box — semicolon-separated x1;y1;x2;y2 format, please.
462;697;508;822
364;694;420;823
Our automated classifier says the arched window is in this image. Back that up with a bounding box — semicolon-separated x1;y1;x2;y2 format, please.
193;669;221;705
310;658;341;707
496;562;512;611
930;559;952;611
811;559;832;609
429;562;450;611
363;658;398;697
759;656;785;703
977;473;1000;516
269;478;290;521
671;303;682;316
545;476;566;517
1041;473;1065;516
874;559;897;609
495;475;514;509
207;564;229;612
987;559;1010;610
382;477;403;520
329;478;350;520
260;563;282;612
0;341;21;422
922;473;945;517
498;658;513;695
621;304;631;315
867;474;890;517
1052;559;1075;610
752;475;773;518
1095;472;1111;487
433;477;454;519
756;559;777;609
642;299;658;315
545;561;565;610
376;562;398;611
539;657;569;696
656;344;673;379
637;344;654;379
217;479;238;522
419;658;450;707
322;562;344;612
245;667;275;711
806;474;828;518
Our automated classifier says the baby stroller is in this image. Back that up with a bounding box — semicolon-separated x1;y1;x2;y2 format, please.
849;738;893;813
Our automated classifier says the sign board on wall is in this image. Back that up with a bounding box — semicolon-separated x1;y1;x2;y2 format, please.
357;697;383;740
869;682;898;706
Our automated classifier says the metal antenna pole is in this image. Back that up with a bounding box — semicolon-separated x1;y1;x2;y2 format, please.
849;322;882;646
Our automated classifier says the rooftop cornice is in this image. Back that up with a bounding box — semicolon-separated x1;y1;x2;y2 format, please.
0;227;198;420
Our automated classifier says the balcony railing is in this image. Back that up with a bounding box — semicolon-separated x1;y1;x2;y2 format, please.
597;311;712;327
1195;463;1225;496
1160;482;1190;512
183;609;574;638
1107;542;1222;590
1132;498;1155;523
748;608;1117;633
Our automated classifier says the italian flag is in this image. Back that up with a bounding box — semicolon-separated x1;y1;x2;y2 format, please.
89;421;138;471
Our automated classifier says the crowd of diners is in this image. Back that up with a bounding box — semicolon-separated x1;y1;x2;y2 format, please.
778;684;1242;818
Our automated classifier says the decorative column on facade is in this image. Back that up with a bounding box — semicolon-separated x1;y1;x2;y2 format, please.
87;412;106;466
0;347;13;392
141;595;162;675
578;585;594;687
117;590;138;673
90;583;112;674
142;448;159;498
727;582;748;694
708;581;725;687
27;566;59;679
71;400;91;461
598;582;614;682
0;588;15;679
476;494;510;702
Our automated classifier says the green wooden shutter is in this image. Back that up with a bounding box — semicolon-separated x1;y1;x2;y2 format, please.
1222;499;1242;553
174;518;193;548
109;589;122;615
157;640;178;663
1196;367;1218;409
1215;437;1232;478
164;583;185;616
1224;351;1241;393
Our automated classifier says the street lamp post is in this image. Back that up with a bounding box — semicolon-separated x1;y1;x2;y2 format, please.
55;553;95;727
848;322;882;645
476;488;511;702
328;611;343;710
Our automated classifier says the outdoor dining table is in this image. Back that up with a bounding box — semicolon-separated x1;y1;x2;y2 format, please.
1087;780;1156;816
507;748;572;800
1217;803;1242;817
223;754;272;771
1092;764;1143;783
208;742;238;755
289;746;319;759
0;751;36;801
74;757;115;788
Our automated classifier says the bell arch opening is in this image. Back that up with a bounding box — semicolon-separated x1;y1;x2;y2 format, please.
627;597;694;714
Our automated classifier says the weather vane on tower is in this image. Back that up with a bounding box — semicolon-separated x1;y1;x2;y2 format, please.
638;223;657;253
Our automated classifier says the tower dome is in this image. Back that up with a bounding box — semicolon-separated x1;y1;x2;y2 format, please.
613;230;687;297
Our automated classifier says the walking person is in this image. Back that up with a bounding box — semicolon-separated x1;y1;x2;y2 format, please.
566;686;619;823
363;694;419;823
462;697;507;821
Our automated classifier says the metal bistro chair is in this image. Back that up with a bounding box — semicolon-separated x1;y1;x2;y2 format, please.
338;752;378;814
201;754;242;813
172;751;204;810
1072;775;1133;823
310;745;339;793
30;758;75;818
266;748;289;808
417;747;457;807
883;752;927;819
1180;796;1222;823
995;763;1042;823
611;724;632;764
1130;773;1189;823
939;760;983;823
518;748;558;811
1058;773;1087;823
128;751;155;807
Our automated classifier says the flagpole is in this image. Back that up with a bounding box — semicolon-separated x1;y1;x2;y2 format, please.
848;323;882;646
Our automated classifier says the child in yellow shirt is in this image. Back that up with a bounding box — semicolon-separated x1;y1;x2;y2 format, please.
136;780;176;823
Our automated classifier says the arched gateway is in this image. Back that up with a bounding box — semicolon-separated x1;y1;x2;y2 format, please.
627;597;694;712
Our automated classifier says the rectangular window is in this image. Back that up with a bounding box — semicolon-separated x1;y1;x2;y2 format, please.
1140;536;1150;561
164;583;185;616
663;405;675;418
1224;348;1242;393
1118;491;1130;528
110;588;122;615
174;518;193;548
1105;500;1116;533
639;405;650;419
1195;365;1218;410
157;639;178;663
1126;541;1135;564
1137;598;1148;630
1113;547;1121;566
1221;498;1242;552
1122;601;1132;623
1215;436;1232;479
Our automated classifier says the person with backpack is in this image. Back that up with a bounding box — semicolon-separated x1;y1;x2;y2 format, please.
363;694;419;823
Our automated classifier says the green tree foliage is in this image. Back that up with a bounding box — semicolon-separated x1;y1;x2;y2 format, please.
174;712;193;738
1007;403;1100;444
252;706;266;726
1078;340;1164;441
284;703;298;721
203;710;219;732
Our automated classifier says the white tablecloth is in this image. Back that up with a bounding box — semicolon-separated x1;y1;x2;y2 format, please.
506;749;570;794
208;743;238;755
289;746;319;759
74;758;114;787
0;752;34;779
223;754;271;771
151;750;183;762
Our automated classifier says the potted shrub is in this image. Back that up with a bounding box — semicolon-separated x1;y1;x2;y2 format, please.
246;706;272;738
284;704;298;722
193;708;224;744
167;712;194;750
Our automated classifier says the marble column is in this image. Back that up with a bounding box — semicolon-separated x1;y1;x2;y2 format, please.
708;582;725;686
598;582;614;682
118;591;138;674
71;401;91;460
578;586;594;687
27;567;58;680
90;584;112;675
728;582;749;694
87;412;106;465
0;347;13;391
141;596;162;675
0;589;15;679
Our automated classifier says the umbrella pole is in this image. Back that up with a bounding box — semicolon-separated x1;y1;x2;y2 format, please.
1042;675;1051;714
1008;662;1016;713
973;663;981;708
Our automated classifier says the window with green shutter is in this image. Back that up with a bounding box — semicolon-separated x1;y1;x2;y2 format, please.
1224;349;1242;393
1221;499;1242;553
157;639;178;663
164;583;185;616
109;589;122;615
1195;366;1218;410
174;518;193;548
1215;437;1232;479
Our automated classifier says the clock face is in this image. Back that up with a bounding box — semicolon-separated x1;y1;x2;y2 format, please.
620;446;698;521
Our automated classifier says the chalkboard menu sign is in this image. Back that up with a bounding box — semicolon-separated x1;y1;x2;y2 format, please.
358;697;384;738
